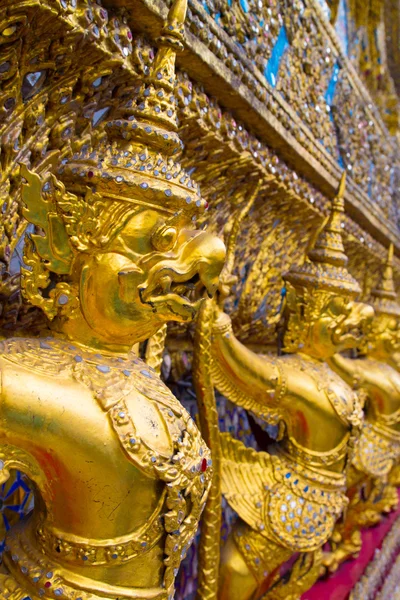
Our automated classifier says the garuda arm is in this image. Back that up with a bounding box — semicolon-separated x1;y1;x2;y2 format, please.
327;353;364;389
211;308;284;422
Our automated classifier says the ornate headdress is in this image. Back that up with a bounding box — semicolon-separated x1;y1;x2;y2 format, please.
284;173;360;296
57;0;206;219
20;0;207;320
370;244;400;317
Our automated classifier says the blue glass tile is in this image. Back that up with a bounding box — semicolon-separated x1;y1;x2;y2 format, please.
335;0;349;55
264;26;289;88
0;471;34;561
325;61;341;107
315;0;331;19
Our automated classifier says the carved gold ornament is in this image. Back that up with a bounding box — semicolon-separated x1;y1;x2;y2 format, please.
0;0;226;598
192;175;375;600
324;243;400;574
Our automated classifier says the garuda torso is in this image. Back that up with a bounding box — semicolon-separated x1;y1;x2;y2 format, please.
211;323;363;555
0;337;211;600
355;360;400;479
329;354;400;481
269;354;362;475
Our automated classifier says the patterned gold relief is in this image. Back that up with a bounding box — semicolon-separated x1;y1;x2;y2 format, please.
157;0;400;227
321;243;400;573
345;0;399;133
193;176;375;600
0;1;399;600
0;0;226;598
1;0;399;340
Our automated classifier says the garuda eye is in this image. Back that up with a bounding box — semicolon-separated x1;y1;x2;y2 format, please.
326;297;346;317
151;224;178;252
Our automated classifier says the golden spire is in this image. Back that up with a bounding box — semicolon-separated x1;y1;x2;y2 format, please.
133;0;187;133
371;244;400;315
285;172;360;295
372;244;396;299
58;0;208;217
120;0;188;148
308;172;348;268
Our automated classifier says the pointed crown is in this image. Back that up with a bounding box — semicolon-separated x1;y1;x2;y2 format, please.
285;173;361;296
58;0;207;218
371;244;400;316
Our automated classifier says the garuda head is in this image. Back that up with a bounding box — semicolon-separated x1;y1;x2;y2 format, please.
20;0;226;349
363;244;400;360
283;173;374;360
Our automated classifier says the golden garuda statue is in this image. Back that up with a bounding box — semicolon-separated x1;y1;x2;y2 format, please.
0;0;226;597
195;174;374;600
322;243;400;572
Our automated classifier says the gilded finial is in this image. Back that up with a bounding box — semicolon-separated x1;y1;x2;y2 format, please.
308;171;347;268
371;243;400;315
285;172;360;295
58;0;208;218
336;170;346;201
166;0;188;30
130;0;188;135
373;244;396;299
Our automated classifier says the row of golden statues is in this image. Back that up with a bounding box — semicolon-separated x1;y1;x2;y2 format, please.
0;1;399;599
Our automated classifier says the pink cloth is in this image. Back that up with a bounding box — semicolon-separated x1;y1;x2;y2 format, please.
301;490;400;600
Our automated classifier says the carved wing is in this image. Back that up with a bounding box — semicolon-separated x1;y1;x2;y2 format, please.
228;195;320;345
220;432;275;530
20;166;73;274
